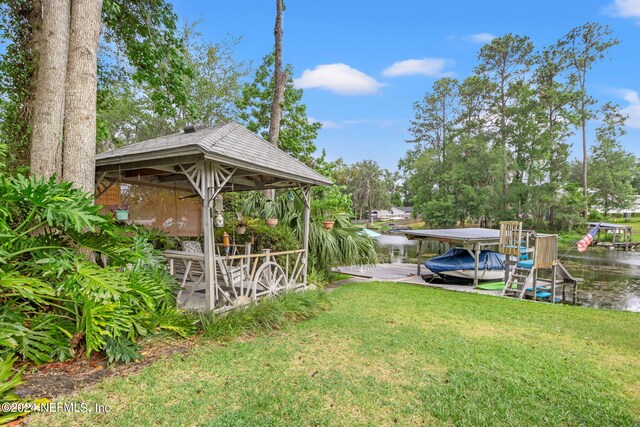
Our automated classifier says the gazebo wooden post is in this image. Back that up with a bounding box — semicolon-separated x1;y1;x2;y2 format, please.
202;161;217;311
301;186;311;287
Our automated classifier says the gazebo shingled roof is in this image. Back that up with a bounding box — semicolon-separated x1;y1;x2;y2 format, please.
96;121;332;189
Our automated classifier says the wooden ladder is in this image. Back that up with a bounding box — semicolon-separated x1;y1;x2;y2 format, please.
502;265;534;299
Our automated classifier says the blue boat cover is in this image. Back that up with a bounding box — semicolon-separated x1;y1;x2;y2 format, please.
425;248;505;273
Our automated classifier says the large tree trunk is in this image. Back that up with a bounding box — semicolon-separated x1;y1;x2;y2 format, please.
265;0;286;200
30;0;70;179
62;0;103;195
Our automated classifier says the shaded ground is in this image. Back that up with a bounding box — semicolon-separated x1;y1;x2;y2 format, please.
29;282;640;426
15;337;197;400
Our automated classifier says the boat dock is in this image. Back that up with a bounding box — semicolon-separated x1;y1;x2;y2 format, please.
588;222;636;250
337;222;583;305
332;262;580;303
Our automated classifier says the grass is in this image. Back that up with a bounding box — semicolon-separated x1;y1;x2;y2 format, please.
198;289;330;341
31;282;640;426
327;272;352;283
365;220;425;231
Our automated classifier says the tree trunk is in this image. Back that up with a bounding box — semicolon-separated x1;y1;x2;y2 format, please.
265;0;286;200
581;114;588;218
30;0;70;179
548;108;556;227
500;77;508;211
268;0;286;148
62;0;103;195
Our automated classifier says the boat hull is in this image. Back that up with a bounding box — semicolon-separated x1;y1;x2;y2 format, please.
438;269;505;282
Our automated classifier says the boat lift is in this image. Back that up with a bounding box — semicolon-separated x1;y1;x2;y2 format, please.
404;224;581;303
403;228;501;287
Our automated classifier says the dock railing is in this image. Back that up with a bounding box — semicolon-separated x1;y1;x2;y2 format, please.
533;234;558;269
499;221;523;256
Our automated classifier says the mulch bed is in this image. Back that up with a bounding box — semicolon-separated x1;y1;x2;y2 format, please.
14;337;198;400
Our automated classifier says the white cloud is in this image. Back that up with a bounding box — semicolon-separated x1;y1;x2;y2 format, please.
308;117;342;129
341;119;399;128
621;88;640;105
464;33;497;43
382;58;453;78
308;118;401;130
294;64;383;95
604;0;640;17
618;89;640;128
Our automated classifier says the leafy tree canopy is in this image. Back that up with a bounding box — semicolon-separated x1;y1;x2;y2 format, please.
236;53;321;165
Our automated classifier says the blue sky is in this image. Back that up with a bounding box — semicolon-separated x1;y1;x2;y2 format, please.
172;0;640;171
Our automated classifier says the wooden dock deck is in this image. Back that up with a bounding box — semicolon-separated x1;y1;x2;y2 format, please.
333;263;503;296
332;263;579;303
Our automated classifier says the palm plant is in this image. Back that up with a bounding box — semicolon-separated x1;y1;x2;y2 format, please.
241;191;377;272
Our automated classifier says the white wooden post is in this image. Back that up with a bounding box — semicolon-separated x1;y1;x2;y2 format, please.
202;161;217;311
301;186;311;287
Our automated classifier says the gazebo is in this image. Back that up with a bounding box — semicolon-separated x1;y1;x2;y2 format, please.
94;122;332;311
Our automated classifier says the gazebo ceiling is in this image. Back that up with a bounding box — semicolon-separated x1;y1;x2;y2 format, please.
95;122;332;192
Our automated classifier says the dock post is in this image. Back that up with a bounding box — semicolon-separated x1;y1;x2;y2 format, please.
503;254;510;284
416;240;421;276
473;243;480;287
550;263;557;304
532;269;538;301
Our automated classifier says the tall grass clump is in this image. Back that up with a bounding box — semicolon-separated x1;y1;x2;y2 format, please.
199;289;329;341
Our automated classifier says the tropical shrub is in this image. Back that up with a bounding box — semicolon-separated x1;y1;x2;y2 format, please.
240;191;377;271
0;174;197;364
0;354;29;424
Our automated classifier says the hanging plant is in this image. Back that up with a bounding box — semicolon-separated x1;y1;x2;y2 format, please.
235;213;249;234
109;203;130;222
263;201;278;227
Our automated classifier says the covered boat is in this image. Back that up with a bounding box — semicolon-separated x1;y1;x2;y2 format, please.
425;248;505;282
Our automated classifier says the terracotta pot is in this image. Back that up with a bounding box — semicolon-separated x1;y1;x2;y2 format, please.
236;226;246;235
322;220;335;230
265;218;278;227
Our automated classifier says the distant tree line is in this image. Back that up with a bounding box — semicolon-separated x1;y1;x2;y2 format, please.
400;23;639;230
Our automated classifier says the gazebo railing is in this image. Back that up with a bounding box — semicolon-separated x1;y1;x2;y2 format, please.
164;248;306;311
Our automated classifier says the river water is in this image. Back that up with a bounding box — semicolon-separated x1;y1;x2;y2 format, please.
376;234;640;313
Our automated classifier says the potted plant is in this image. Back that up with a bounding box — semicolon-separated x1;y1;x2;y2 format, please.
263;201;278;228
322;217;335;230
110;203;130;222
315;185;351;230
235;213;249;235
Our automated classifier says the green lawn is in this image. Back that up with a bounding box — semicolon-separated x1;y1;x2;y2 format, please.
32;282;640;426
